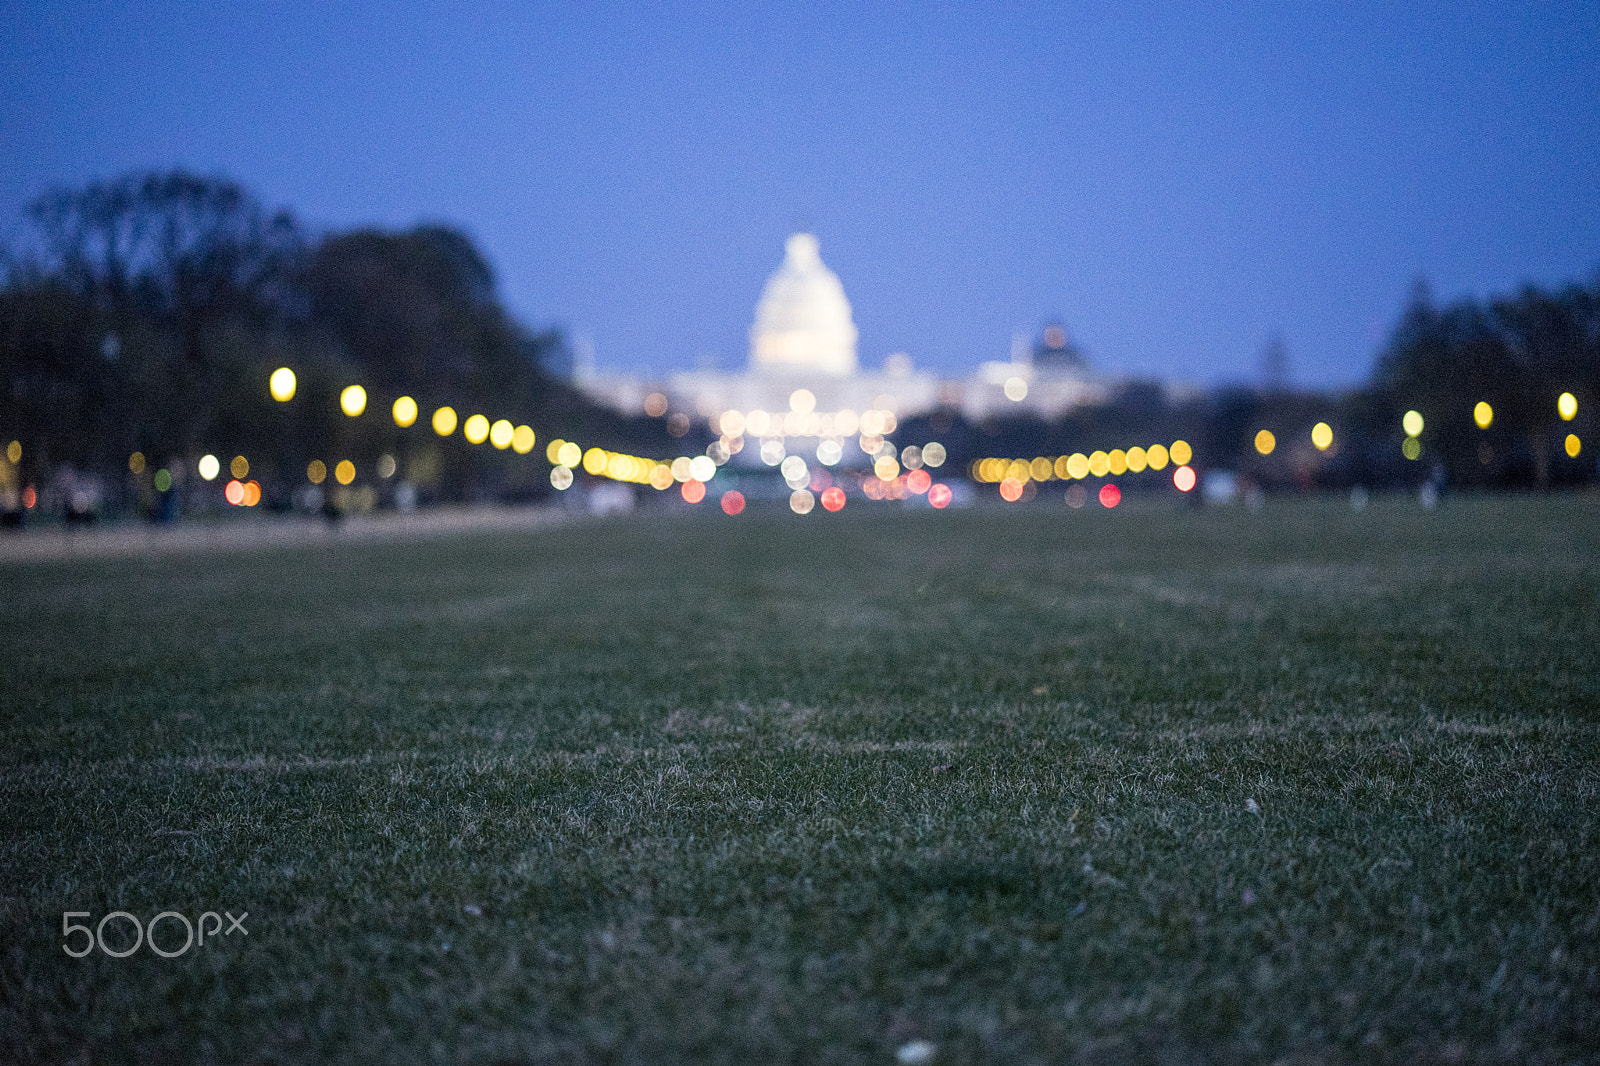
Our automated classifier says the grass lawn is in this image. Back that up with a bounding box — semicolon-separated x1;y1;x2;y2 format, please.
2;494;1598;1064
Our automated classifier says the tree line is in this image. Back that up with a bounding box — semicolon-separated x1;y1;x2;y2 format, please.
0;170;670;513
904;278;1599;493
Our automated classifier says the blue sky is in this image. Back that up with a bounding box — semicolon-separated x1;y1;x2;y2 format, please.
3;0;1598;387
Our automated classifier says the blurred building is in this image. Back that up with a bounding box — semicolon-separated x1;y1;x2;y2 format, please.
575;233;1117;454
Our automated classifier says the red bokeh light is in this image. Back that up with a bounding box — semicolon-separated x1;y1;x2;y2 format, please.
1173;465;1196;492
22;486;36;508
928;483;952;509
820;486;846;512
720;490;745;515
998;477;1024;502
681;479;706;504
224;479;245;505
906;468;931;494
1098;483;1122;508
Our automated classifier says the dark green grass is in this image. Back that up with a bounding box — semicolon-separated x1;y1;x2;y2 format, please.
2;495;1598;1064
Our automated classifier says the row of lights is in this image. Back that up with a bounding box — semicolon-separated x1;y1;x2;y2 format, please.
972;441;1193;485
132;448;391;496
1406;395;1582;460
276;372;968;503
253;371;1597;500
273;370;542;453
1253;423;1335;456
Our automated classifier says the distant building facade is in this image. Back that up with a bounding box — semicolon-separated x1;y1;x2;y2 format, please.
575;233;1124;462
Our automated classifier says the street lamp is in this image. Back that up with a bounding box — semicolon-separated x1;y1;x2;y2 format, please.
269;367;296;402
340;385;368;417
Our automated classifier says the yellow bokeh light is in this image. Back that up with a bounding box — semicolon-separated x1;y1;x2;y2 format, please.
1108;449;1128;475
432;406;458;436
1146;443;1169;470
1473;402;1493;430
269;367;297;402
230;455;249;479
198;454;220;481
557;441;582;468
393;396;418;427
1402;437;1422;461
1053;455;1072;479
1402;410;1424;437
789;388;816;414
1030;457;1053;481
649;464;674;490
582;447;607;475
129;451;146;474
6;440;19;464
1311;422;1334;450
1254;430;1276;456
340;385;367;417
334;459;356;485
546;438;566;463
1126;446;1148;473
512;425;536;454
1170;440;1192;466
1558;392;1577;421
307;459;327;484
489;419;514;449
1007;459;1031;482
1066;453;1090;479
1566;434;1582;458
1088;451;1110;478
875;456;901;480
463;414;490;444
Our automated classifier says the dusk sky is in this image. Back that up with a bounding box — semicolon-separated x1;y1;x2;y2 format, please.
4;0;1598;387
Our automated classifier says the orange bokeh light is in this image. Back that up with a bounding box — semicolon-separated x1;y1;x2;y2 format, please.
998;477;1024;502
681;479;706;504
820;486;846;512
1098;483;1121;508
224;479;245;505
928;483;952;509
1174;465;1196;492
720;490;745;515
242;480;262;506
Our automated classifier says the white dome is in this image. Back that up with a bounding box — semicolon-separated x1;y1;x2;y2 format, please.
749;234;858;376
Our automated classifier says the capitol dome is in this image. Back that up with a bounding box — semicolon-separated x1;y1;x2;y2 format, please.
749;233;858;376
